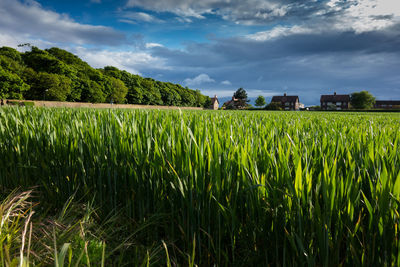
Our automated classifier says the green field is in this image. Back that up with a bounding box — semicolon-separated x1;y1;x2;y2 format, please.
0;107;399;266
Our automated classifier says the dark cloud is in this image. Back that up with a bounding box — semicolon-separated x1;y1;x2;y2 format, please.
144;25;400;105
151;26;400;66
124;0;355;25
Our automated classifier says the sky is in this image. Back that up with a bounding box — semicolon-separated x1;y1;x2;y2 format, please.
0;0;400;105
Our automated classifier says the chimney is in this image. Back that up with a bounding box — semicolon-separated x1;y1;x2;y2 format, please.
284;93;287;96
334;92;337;95
214;94;217;98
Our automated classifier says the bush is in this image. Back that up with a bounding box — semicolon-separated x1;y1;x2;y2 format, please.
264;102;282;110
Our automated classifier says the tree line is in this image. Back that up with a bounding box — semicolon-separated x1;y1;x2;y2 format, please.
0;46;211;107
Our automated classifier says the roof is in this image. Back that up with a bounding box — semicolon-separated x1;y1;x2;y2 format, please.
375;100;400;105
320;93;350;102
211;95;219;104
271;95;299;103
223;98;238;106
223;97;249;109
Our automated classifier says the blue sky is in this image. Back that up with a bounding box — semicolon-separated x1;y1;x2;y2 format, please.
1;0;399;105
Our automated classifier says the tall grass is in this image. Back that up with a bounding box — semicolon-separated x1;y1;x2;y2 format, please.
0;189;112;266
0;107;399;265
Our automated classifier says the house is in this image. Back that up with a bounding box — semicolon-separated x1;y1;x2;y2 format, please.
209;95;219;110
271;93;300;110
223;97;247;109
374;100;400;109
320;92;350;110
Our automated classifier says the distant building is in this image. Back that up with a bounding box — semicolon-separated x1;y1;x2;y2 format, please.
320;92;350;110
271;93;300;110
374;100;400;109
223;97;247;109
209;95;219;110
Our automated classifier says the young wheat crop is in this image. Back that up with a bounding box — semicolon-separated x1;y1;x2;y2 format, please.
0;107;399;265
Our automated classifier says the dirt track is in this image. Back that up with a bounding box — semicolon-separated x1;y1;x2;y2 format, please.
3;99;204;110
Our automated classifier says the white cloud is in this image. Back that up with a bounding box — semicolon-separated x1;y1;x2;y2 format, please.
246;0;400;42
0;32;58;50
118;19;137;25
0;33;25;48
332;0;400;33
184;74;215;86
73;47;169;75
221;80;231;85
247;25;315;41
176;17;193;23
125;0;289;23
120;11;163;23
0;0;125;46
145;42;164;49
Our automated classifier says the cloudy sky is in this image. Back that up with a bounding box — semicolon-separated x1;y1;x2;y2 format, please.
1;0;399;105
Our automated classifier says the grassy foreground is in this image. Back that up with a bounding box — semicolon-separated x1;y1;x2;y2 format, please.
0;107;399;266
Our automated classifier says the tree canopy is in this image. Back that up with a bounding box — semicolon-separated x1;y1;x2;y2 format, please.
350;91;375;109
233;88;248;101
0;46;211;107
0;67;29;99
255;95;266;108
230;88;250;109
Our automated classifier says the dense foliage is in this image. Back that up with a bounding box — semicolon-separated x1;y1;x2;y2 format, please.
0;107;399;265
265;101;283;110
255;95;266;108
0;46;210;107
233;87;249;108
350;90;376;109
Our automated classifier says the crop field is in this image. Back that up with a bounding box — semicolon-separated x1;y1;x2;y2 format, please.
0;107;399;266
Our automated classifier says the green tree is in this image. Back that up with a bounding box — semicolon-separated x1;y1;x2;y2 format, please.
80;80;105;103
0;45;210;105
114;71;144;104
159;83;181;106
350;91;375;109
203;97;212;108
179;87;196;107
27;73;72;101
232;88;249;109
23;47;73;76
106;77;128;104
47;47;89;68
0;54;25;76
233;88;248;101
103;66;122;80
0;67;30;99
255;95;266;108
194;89;208;107
46;74;72;101
0;47;22;63
141;79;162;105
